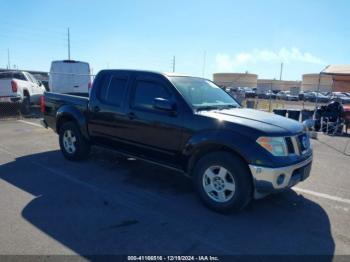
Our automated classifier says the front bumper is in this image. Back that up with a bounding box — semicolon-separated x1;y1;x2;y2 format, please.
249;156;312;199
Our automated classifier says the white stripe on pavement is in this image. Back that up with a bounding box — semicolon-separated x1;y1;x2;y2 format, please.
17;120;43;128
293;187;350;205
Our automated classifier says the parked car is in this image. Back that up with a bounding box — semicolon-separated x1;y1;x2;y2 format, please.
241;87;256;98
285;93;299;101
41;70;313;213
276;91;298;101
303;92;329;103
265;90;277;99
0;71;46;113
258;90;276;99
49;60;92;94
276;91;287;100
330;92;350;104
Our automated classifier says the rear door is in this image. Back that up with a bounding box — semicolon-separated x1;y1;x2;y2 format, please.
88;71;130;147
71;62;90;93
50;61;90;93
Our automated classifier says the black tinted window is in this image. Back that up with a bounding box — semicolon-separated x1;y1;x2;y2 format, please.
0;72;13;79
13;73;26;81
99;76;128;106
133;81;170;110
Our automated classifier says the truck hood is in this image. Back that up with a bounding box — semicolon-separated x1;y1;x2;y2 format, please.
197;108;304;135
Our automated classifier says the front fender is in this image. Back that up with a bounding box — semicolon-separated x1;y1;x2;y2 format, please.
183;130;276;167
56;105;89;140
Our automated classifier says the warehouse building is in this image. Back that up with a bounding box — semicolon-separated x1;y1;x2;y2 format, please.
302;73;333;92
213;73;257;88
213;72;301;92
321;65;350;92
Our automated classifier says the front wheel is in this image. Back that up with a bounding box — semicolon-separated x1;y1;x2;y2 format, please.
193;151;253;213
59;122;90;161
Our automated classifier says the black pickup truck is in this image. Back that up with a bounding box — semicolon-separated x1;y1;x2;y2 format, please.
41;69;313;213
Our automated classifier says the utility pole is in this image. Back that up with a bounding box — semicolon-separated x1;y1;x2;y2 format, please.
202;51;207;77
172;56;176;73
279;62;283;80
7;48;10;69
67;27;71;60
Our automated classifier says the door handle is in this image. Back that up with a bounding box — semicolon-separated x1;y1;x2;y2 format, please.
127;112;136;120
93;106;100;112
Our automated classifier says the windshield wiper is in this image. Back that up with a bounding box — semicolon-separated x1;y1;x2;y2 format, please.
196;104;238;111
217;104;238;110
196;106;220;111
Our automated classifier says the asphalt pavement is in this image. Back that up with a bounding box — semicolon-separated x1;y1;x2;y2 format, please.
0;119;350;258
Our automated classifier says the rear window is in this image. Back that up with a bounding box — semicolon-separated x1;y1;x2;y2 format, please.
98;75;128;107
13;73;26;81
0;72;13;79
0;72;26;80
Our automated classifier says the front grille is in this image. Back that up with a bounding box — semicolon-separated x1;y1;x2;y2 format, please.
286;132;309;156
285;137;295;154
297;133;309;153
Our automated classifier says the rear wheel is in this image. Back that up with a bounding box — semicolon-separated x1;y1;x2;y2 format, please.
193;151;252;213
59;122;90;161
20;95;30;115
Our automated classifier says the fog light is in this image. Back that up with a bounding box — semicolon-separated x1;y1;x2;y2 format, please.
277;174;285;185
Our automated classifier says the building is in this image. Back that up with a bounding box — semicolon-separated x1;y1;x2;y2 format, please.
213;72;301;92
213;73;257;88
257;79;301;91
321;65;350;92
302;73;333;92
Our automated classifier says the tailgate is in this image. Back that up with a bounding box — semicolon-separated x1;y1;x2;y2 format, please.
0;80;13;97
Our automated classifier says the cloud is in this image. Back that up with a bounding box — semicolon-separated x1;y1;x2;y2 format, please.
215;48;326;72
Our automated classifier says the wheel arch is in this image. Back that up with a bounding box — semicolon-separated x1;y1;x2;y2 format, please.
186;142;250;176
56;106;89;141
23;89;30;98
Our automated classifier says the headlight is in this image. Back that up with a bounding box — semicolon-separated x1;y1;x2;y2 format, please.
256;136;288;156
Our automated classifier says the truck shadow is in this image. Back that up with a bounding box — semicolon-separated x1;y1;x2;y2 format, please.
0;149;335;258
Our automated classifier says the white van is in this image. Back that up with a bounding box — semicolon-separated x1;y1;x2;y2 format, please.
49;60;91;94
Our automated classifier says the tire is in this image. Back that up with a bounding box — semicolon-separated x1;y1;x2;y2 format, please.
59;122;90;161
193;151;253;213
20;95;30;115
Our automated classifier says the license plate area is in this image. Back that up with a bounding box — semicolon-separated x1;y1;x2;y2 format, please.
0;97;12;102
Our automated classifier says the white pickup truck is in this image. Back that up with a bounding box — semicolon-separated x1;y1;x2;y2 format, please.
0;71;46;113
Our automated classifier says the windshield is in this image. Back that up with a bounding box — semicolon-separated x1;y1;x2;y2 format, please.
169;76;240;110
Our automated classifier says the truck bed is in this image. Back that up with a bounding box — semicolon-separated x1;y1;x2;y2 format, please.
43;92;89;131
0;79;15;98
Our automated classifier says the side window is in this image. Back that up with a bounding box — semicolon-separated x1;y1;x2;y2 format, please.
98;75;128;107
132;81;171;110
24;73;35;83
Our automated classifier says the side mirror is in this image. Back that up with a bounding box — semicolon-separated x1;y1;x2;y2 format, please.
153;98;176;112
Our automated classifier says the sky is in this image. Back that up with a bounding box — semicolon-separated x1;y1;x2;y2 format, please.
0;0;349;80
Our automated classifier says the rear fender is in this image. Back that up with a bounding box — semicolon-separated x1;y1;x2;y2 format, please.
56;105;89;140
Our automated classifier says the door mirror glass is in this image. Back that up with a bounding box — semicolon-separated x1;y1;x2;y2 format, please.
153;98;175;112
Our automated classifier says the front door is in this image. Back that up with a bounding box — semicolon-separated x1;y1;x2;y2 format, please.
122;74;184;166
